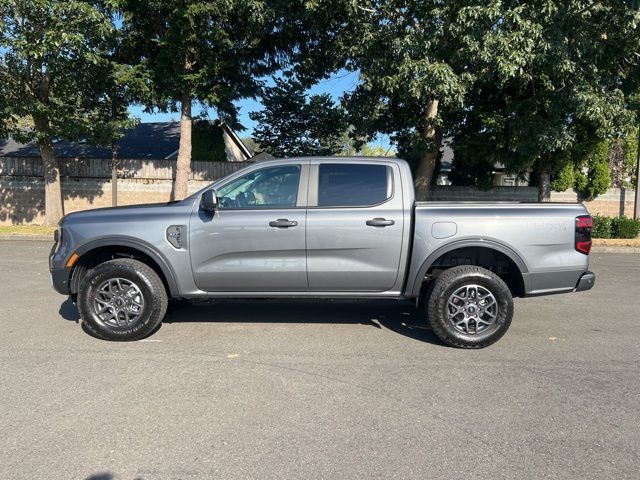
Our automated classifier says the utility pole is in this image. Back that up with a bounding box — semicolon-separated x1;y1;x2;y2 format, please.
111;131;119;207
635;129;640;220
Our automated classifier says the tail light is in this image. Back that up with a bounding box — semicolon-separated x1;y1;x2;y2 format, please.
575;215;592;255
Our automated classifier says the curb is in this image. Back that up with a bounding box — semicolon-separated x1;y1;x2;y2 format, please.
0;234;52;242
591;246;640;254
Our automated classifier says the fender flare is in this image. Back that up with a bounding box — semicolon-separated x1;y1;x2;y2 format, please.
408;238;529;298
74;236;180;296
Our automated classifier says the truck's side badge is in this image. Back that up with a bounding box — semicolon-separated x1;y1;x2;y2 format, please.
166;225;186;249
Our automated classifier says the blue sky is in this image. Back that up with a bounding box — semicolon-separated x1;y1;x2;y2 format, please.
128;70;392;149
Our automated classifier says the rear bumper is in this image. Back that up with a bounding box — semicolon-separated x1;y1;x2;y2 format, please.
574;271;595;292
523;268;594;297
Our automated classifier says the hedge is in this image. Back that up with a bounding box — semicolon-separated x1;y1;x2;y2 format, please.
591;215;640;239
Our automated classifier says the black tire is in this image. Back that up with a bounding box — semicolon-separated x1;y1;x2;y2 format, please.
77;259;168;341
426;265;513;349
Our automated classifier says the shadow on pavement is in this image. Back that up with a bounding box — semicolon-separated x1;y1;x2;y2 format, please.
164;299;444;346
59;298;444;346
59;297;80;322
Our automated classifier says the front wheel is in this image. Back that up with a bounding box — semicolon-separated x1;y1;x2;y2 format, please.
77;259;168;341
426;265;514;348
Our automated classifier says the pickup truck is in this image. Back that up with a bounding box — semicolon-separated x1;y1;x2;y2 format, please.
49;157;595;348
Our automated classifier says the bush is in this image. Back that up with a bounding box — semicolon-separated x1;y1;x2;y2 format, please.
570;139;611;200
550;162;575;192
592;215;613;238
611;216;640;239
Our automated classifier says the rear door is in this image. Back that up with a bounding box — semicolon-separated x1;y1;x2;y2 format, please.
190;162;308;292
306;160;405;292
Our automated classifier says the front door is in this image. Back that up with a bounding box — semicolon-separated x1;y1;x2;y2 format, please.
306;161;405;292
190;163;308;292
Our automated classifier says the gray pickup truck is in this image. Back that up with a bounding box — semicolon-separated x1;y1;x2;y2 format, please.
49;157;595;348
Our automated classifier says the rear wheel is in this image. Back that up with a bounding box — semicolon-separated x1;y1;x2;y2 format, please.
425;265;513;348
77;259;168;341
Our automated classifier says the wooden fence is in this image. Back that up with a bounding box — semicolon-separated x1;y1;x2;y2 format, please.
0;156;250;181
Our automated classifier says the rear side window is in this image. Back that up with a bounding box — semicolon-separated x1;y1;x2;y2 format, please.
318;164;391;207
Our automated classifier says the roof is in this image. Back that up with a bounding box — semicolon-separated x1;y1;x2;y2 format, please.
0;121;251;161
250;152;276;162
220;122;252;159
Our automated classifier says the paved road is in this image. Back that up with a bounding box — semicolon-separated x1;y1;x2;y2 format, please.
0;241;638;480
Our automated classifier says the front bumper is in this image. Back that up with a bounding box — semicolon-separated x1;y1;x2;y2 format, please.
574;271;595;292
50;267;72;295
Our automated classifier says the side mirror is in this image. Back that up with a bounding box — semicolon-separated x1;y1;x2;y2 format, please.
201;189;218;212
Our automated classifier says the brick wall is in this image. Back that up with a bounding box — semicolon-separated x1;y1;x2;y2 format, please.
549;188;637;217
429;186;538;202
0;156;247;225
0;178;210;225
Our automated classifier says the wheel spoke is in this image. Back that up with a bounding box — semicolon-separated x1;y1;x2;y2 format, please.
93;277;145;328
447;284;499;336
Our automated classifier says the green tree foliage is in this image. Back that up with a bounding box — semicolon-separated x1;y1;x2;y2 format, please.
0;0;118;224
449;1;638;200
577;140;611;200
304;1;639;199
551;139;612;199
119;0;306;199
624;127;639;188
335;2;469;199
550;162;576;193
250;78;347;157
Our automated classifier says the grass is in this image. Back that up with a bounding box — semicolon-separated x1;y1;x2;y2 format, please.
0;225;56;236
592;238;640;248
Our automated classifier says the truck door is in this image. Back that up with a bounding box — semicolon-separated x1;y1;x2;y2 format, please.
306;161;404;292
190;163;308;292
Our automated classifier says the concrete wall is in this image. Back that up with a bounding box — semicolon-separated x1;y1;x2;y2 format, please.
0;177;212;225
429;186;538;202
0;157;248;225
549;188;637;217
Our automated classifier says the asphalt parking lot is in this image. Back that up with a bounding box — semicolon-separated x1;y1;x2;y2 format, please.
0;240;638;480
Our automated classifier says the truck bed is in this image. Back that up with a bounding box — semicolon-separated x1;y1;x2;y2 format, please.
405;202;590;297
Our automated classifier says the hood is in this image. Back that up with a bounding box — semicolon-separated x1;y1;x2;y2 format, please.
60;200;189;226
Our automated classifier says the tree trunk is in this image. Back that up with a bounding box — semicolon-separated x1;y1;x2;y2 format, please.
33;115;64;225
414;99;440;201
538;170;551;202
173;93;192;200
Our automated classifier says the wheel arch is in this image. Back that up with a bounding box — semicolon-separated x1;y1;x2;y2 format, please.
409;239;528;298
71;237;179;297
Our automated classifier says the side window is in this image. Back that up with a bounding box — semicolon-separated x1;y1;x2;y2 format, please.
216;165;300;209
318;164;391;207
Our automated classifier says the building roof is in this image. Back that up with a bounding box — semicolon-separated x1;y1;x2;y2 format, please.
0;121;251;161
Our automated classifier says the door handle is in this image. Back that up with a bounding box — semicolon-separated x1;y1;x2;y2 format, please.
269;219;298;228
366;218;395;227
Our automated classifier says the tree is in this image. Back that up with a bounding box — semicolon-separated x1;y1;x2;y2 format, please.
551;139;611;200
120;0;304;199
0;0;116;224
448;1;639;200
338;2;468;200
250;77;347;157
300;1;638;200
